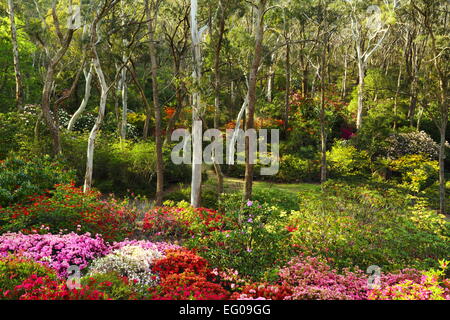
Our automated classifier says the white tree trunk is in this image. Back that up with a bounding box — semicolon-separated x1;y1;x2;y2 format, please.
190;0;205;208
83;49;108;193
68;63;93;130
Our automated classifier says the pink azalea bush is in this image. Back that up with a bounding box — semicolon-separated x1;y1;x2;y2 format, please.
0;232;109;277
278;255;369;300
369;262;450;300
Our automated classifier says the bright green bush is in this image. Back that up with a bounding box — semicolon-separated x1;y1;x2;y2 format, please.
388;154;439;193
327;140;371;178
288;181;450;272
0;156;75;207
277;154;320;182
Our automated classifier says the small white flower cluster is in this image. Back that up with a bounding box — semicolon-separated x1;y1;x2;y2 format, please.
88;245;163;289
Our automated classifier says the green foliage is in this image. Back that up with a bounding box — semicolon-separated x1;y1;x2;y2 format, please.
0;255;57;299
327;140;371;178
0;156;75;207
61;132;190;196
289;181;450;272
388;154;439;193
277;154;320;182
81;272;141;300
0;184;137;241
252;186;299;212
187;194;292;280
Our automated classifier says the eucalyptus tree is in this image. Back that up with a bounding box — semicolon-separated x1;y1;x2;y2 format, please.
27;0;80;154
190;0;209;207
145;0;164;205
243;0;269;201
161;0;191;144
344;0;396;129
7;0;24;111
83;0;121;192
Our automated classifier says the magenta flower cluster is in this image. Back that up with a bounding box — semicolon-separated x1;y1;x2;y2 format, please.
0;232;110;278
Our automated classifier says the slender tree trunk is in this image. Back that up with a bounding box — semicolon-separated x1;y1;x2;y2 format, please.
439;122;447;215
120;63;128;140
8;0;24;111
42;64;63;155
393;65;402;130
244;0;266;201
320;44;327;183
284;42;290;131
267;53;275;102
41;28;75;155
190;0;206;208
213;1;225;195
356;59;365;130
68;63;93;130
341;47;348;99
146;0;164;206
84;48;108;192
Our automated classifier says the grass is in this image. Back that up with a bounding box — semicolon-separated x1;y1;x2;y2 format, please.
204;170;320;199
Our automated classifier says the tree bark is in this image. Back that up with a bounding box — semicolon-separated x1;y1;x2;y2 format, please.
146;0;164;206
68;63;93;130
84;47;108;192
243;0;266;201
284;42;290;131
320;42;327;183
8;0;24;111
213;0;226;195
41;30;75;155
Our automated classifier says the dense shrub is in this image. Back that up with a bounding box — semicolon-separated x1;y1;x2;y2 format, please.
369;262;450;300
0;232;109;277
61;133;190;195
0;110;38;159
288;181;450;271
222;153;319;183
110;239;181;254
0;157;75;207
0;183;138;241
13;274;108;300
0;255;57;299
231;283;293;300
152;249;209;279
279;255;369;300
148;272;229;300
87;245;162;290
388;154;439;193
188;196;292;280
142;203;224;241
327;140;371;178
276;155;320;182
81;272;140;300
385;131;440;160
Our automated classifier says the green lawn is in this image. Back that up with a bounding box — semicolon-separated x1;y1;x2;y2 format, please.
204;170;320;197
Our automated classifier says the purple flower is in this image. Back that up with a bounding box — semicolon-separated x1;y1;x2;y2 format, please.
247;200;253;207
247;218;253;223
